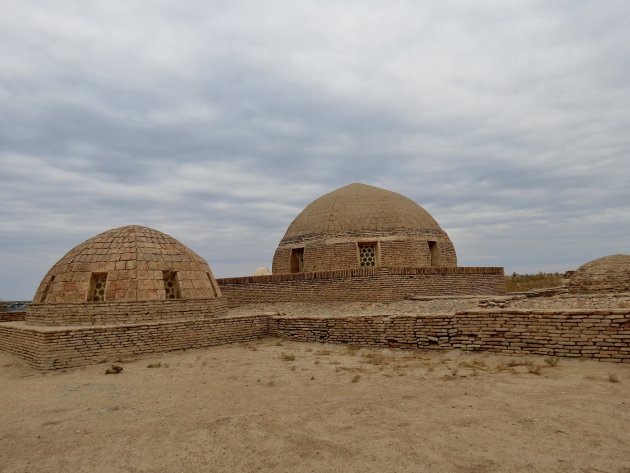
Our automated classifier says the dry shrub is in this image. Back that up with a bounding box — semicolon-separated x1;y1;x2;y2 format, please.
459;360;489;370
608;373;620;383
505;272;564;292
280;353;295;361
544;357;560;367
105;364;123;374
527;365;542;375
346;345;360;356
362;353;389;366
351;374;361;383
494;362;516;374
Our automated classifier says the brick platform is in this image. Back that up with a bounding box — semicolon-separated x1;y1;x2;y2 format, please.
217;266;506;306
26;298;227;326
269;310;630;361
0;315;268;370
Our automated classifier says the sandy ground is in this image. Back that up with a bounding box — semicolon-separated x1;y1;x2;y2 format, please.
1;339;629;473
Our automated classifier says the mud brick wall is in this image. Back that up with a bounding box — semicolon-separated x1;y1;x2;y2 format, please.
273;233;457;274
0;311;26;322
269;309;630;362
25;298;227;326
0;315;268;370
217;267;505;307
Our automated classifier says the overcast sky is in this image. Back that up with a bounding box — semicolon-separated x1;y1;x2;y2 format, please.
1;0;629;299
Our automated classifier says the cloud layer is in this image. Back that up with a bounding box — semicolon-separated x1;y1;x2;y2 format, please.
1;0;629;298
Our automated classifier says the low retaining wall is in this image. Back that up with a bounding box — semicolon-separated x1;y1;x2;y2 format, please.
269;309;630;362
0;315;268;370
26;298;227;326
217;267;505;307
2;308;629;370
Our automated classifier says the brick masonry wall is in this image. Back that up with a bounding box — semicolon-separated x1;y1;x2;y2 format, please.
0;315;268;370
269;310;630;362
26;298;227;326
2;308;630;369
0;311;26;322
217;267;506;307
273;232;457;273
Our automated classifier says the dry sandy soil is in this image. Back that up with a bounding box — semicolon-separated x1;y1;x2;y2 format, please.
1;338;629;473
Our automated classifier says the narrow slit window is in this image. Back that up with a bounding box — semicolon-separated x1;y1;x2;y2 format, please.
163;271;181;299
88;273;108;302
428;241;441;266
358;243;377;267
290;248;304;273
39;275;55;303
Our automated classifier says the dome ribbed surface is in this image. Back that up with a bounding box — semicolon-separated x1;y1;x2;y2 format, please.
569;254;630;294
33;225;221;303
283;183;443;239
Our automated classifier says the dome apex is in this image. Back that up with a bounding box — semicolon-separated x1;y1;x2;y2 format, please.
283;183;442;240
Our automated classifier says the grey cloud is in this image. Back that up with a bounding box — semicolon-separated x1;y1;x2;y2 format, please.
1;0;629;299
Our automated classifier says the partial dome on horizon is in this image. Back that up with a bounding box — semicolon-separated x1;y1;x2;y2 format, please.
253;266;271;276
33;225;222;303
569;254;630;294
273;183;456;273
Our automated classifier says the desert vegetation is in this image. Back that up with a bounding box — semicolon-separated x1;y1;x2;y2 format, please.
505;272;566;292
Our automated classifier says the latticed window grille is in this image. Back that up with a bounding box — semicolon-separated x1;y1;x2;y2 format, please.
89;274;107;301
163;271;181;299
359;244;377;267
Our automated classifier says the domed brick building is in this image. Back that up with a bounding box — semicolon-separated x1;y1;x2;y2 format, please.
273;183;456;273
27;225;225;326
569;254;630;294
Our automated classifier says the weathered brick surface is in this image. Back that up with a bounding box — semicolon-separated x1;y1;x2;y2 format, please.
570;254;630;294
33;225;222;303
269;310;630;361
273;184;458;273
0;311;26;322
0;315;268;370
218;267;506;306
26;298;227;326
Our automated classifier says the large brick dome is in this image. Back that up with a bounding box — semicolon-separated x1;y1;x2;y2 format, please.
33;225;222;303
569;254;630;294
273;183;456;273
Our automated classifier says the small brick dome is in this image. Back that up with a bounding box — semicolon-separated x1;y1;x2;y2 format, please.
33;225;222;303
569;254;630;294
273;183;456;273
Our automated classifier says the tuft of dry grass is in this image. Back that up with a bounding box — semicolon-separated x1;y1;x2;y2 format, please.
346;345;360;356
362;353;389;366
316;350;332;356
459;360;489;370
527;365;542;375
105;364;123;374
280;353;295;362
544;357;560;367
608;373;620;383
351;374;361;383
